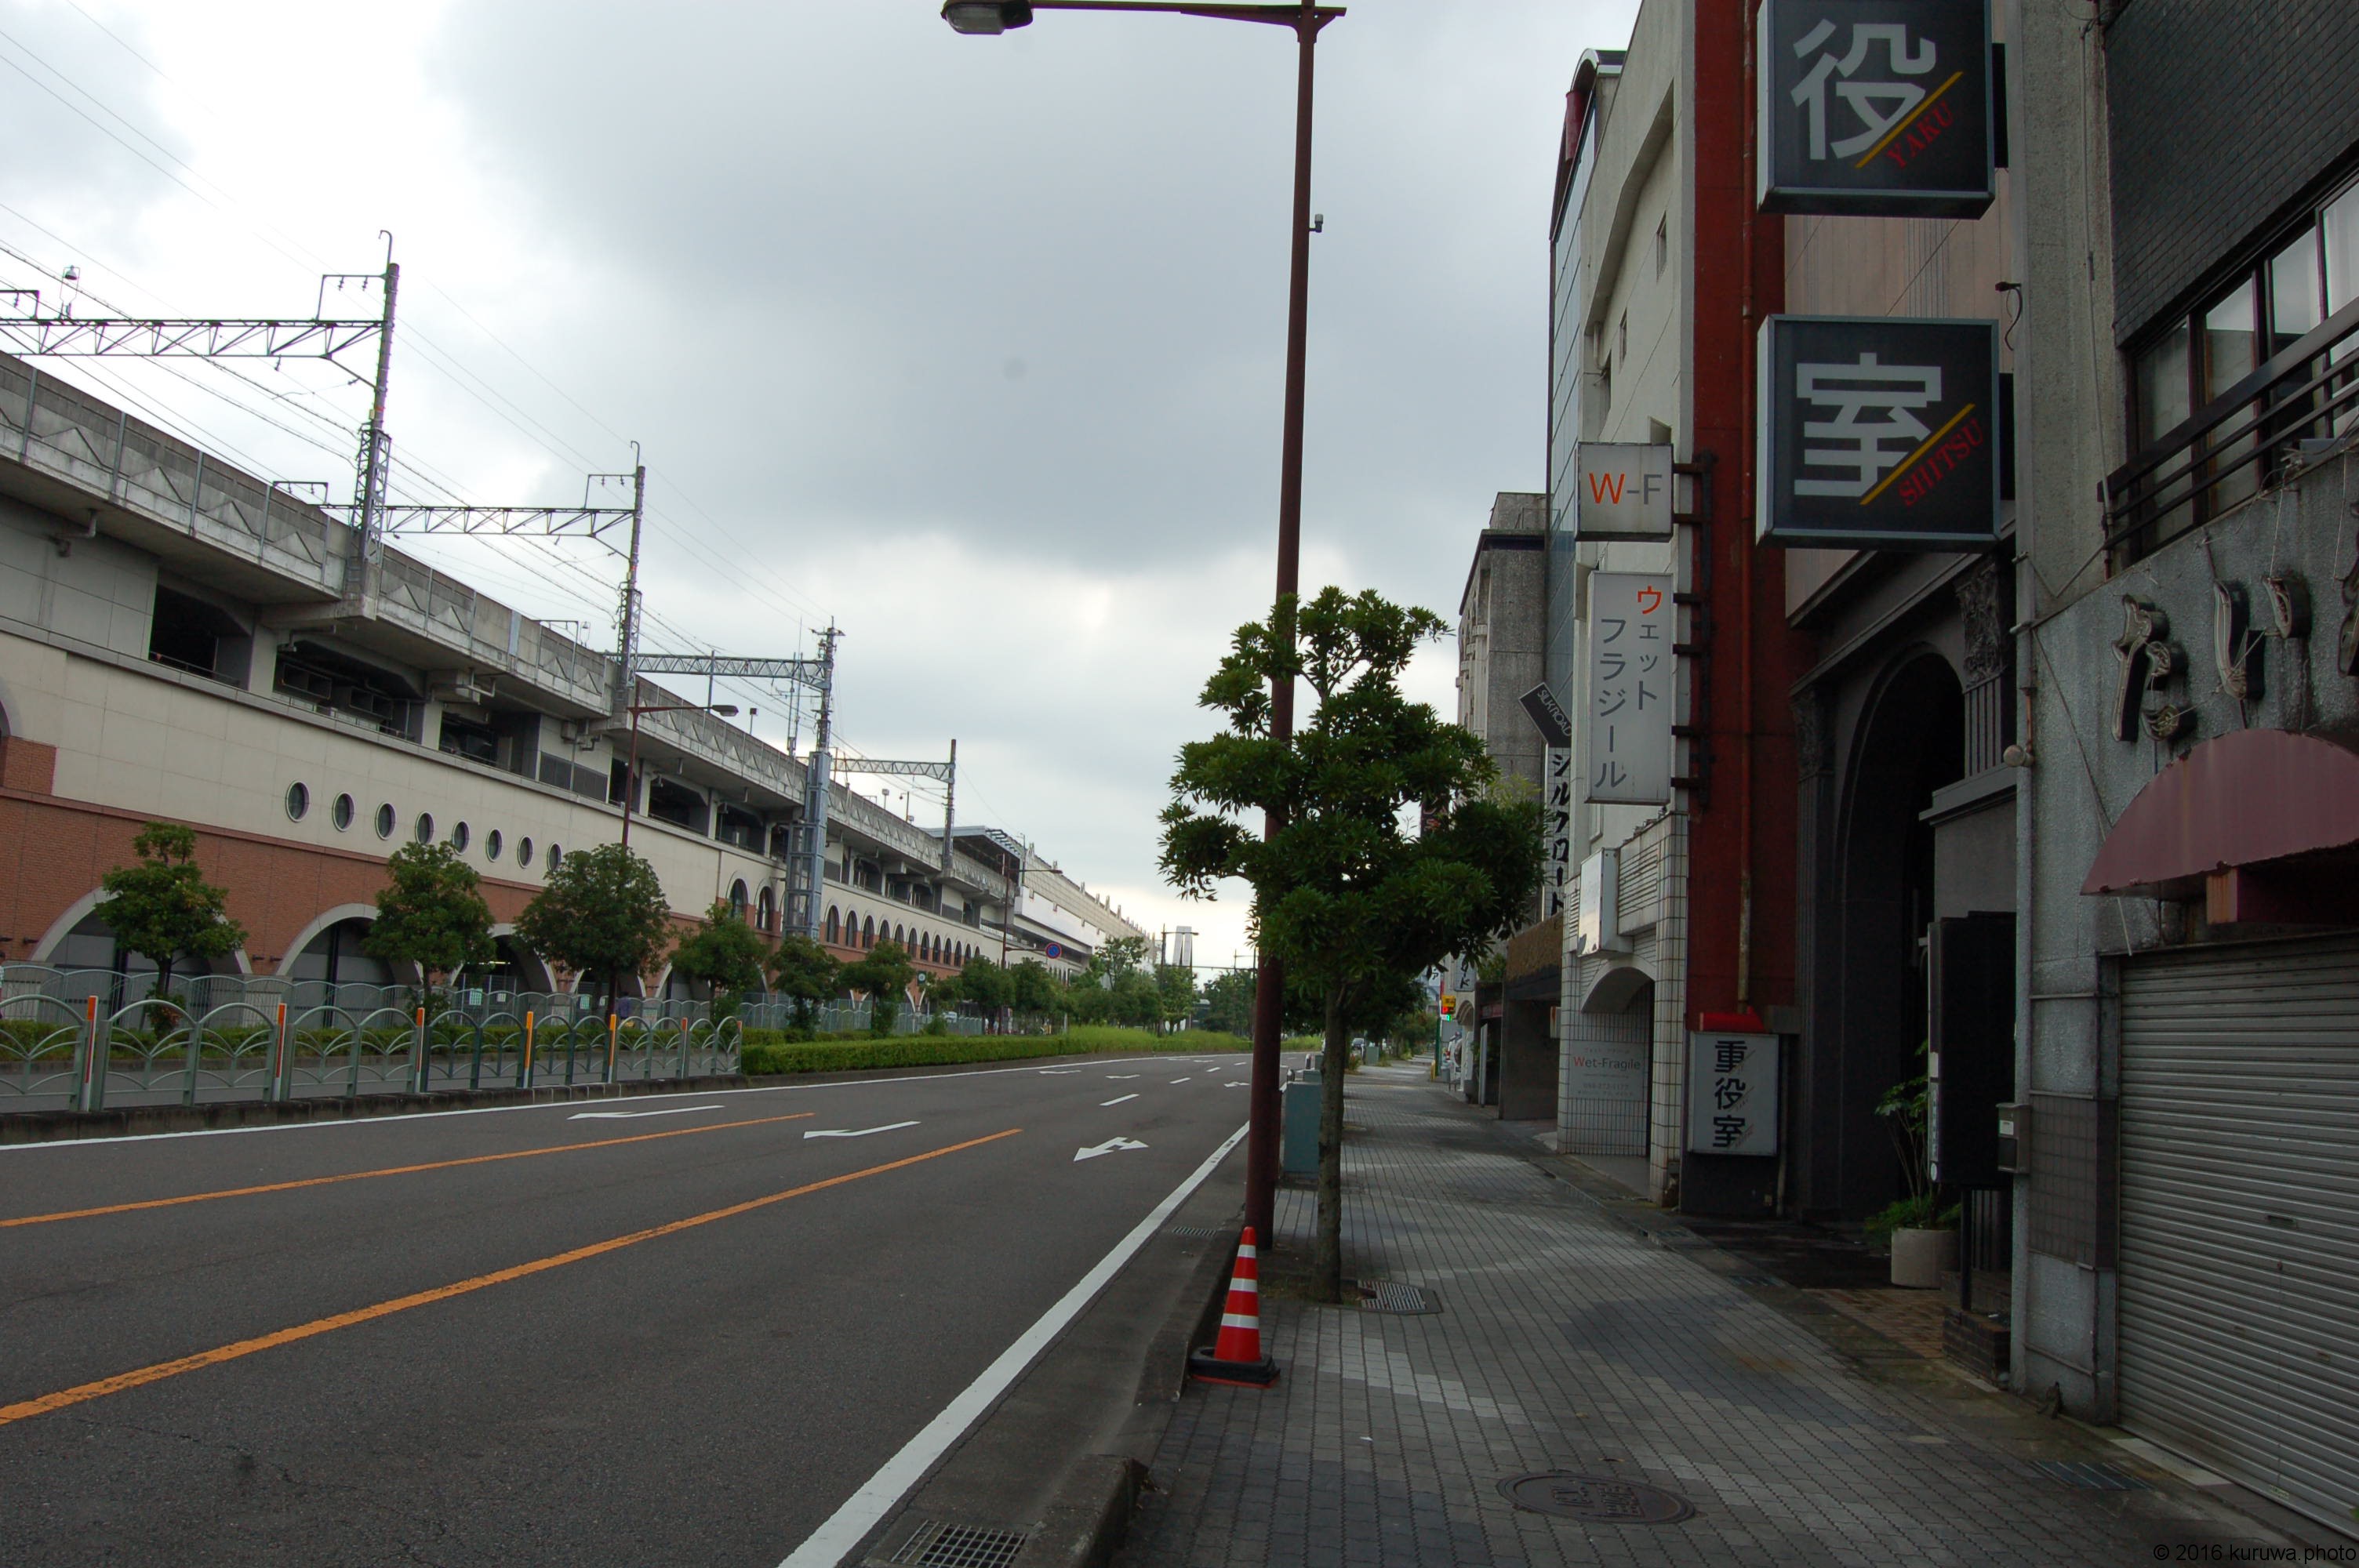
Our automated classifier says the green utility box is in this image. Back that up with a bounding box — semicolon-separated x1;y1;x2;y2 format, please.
1282;1077;1321;1175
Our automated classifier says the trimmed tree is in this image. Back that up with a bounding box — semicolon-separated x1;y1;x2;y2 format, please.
513;842;674;1014
1161;588;1541;1301
768;933;842;1032
1155;964;1198;1036
1009;957;1060;1025
1199;967;1256;1036
667;900;772;1018
92;822;246;1007
362;841;496;1004
840;939;916;1036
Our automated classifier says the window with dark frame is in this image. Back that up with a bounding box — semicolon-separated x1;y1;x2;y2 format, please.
2121;173;2359;559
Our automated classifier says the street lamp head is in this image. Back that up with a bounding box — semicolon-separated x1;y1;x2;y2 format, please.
943;1;1032;35
709;704;740;717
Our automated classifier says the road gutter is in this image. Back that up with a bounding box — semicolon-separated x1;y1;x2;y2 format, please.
779;1123;1249;1568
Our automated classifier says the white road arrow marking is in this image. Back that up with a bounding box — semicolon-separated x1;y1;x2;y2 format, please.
802;1121;921;1140
569;1104;722;1120
1101;1094;1140;1106
1074;1136;1148;1162
1224;1082;1249;1088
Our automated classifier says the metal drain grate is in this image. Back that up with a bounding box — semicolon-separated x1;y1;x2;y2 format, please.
2031;1460;2150;1491
891;1521;1029;1568
1499;1472;1695;1523
1357;1279;1442;1314
1164;1225;1229;1240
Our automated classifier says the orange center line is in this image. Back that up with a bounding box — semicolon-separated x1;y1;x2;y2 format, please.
1859;402;1977;506
1855;70;1965;169
0;1110;818;1229
0;1127;1023;1431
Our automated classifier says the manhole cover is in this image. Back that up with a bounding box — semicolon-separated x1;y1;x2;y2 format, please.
1356;1279;1442;1314
890;1520;1029;1568
1498;1472;1695;1523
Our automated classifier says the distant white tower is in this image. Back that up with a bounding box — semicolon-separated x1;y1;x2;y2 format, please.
1173;926;1195;969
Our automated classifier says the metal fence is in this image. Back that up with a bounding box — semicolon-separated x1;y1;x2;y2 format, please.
0;967;739;1112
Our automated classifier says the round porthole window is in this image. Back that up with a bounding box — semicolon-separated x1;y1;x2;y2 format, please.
375;803;397;840
547;844;563;872
285;782;311;822
332;793;355;832
414;812;434;845
517;837;534;869
485;829;503;862
450;821;471;853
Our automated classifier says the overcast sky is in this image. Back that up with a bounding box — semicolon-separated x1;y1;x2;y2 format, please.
0;0;1637;970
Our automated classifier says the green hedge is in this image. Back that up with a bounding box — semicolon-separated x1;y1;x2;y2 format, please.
740;1025;1249;1077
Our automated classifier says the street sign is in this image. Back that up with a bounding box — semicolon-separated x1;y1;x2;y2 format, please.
1582;573;1675;804
1573;443;1675;541
1520;682;1573;749
1686;1032;1781;1156
1044;942;1063;960
1756;314;2001;550
1757;0;1994;218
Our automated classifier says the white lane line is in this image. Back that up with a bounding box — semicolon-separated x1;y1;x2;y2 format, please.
1224;1082;1249;1088
1074;1136;1148;1162
567;1104;722;1121
774;1120;1249;1568
1169;1078;1194;1085
1100;1094;1140;1107
0;1056;1187;1152
1037;1069;1079;1075
801;1121;921;1141
1104;1075;1140;1080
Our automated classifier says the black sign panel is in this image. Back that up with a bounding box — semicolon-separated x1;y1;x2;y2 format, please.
1756;314;2000;550
1519;682;1572;749
1757;0;1994;218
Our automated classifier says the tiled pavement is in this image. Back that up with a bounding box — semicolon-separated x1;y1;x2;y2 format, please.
1117;1065;2320;1568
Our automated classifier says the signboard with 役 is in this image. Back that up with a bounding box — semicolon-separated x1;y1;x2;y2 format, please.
1757;315;2001;550
1575;443;1675;541
1582;572;1674;804
1757;0;1994;218
1540;746;1573;920
1686;1032;1781;1157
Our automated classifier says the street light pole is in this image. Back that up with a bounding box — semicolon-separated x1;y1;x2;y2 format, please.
942;0;1339;1254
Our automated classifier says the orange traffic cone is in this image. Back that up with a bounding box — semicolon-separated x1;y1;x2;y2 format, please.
1188;1227;1279;1387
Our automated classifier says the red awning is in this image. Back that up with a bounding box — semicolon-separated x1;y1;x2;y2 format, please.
2082;728;2359;896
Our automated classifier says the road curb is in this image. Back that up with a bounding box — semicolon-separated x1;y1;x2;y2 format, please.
0;1073;750;1144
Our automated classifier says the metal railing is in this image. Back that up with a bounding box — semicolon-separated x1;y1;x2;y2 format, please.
2102;294;2359;561
0;967;739;1112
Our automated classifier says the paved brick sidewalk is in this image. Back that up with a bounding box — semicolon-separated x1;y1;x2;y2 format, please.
1118;1066;2315;1568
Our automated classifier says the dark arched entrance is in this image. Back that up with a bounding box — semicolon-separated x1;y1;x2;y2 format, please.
1826;650;1965;1216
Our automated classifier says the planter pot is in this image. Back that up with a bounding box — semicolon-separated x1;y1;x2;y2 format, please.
1890;1226;1957;1289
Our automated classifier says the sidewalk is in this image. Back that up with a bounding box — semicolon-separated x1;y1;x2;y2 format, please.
1117;1065;2322;1567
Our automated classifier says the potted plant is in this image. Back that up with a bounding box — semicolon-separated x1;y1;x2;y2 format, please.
1868;1044;1958;1288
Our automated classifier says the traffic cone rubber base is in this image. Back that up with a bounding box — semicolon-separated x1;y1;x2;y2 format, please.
1187;1345;1278;1388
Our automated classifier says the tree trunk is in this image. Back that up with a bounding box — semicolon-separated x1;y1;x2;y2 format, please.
1313;985;1351;1304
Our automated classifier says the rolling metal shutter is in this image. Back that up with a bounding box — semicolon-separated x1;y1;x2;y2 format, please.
2117;935;2359;1534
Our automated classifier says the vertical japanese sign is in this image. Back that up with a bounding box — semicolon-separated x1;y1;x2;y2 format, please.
1541;746;1573;919
1686;1032;1781;1156
1757;315;2000;550
1583;572;1674;804
1758;0;1994;218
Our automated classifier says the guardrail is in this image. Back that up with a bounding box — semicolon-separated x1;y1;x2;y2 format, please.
2101;294;2359;561
0;989;741;1113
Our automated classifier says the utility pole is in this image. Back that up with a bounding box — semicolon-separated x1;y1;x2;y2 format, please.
941;739;958;873
612;452;645;715
799;626;840;942
350;246;400;609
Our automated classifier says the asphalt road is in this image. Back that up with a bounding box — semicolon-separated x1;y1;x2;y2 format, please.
0;1053;1255;1566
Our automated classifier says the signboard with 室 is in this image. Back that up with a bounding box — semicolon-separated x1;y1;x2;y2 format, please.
1582;573;1674;804
1756;314;2001;550
1686;1032;1781;1157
